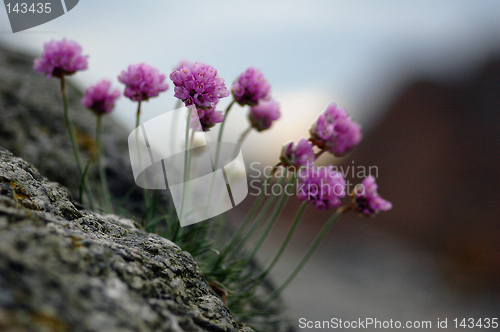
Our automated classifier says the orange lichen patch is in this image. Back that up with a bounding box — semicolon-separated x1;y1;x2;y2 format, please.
32;313;67;332
74;126;97;162
10;182;30;200
70;235;83;248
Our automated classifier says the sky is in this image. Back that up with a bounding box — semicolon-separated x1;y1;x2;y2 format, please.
1;0;500;166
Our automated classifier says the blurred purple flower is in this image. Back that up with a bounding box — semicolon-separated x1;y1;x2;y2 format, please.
280;138;314;169
33;38;88;78
170;62;230;110
173;59;191;72
81;80;120;115
231;67;271;106
297;165;346;210
190;107;225;132
310;104;362;157
249;100;281;131
118;63;168;102
352;176;392;216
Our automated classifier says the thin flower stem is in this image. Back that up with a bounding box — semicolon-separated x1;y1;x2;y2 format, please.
96;115;113;213
60;76;94;210
233;126;252;158
214;100;235;169
135;101;150;226
255;201;308;283
201;100;235;232
261;209;343;307
135;101;142;129
179;109;193;222
239;163;279;226
314;149;325;160
183;129;196;212
212;166;279;270
215;165;279;263
226;173;287;260
166;100;183;232
241;171;295;267
170;99;182;157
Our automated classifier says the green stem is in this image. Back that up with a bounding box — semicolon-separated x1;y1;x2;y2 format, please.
167;100;183;234
170;99;182;156
262;210;343;306
256;201;308;283
211;165;279;268
60;75;94;210
96;114;113;213
179;109;193;221
241;171;295;267
135;101;142;129
214;100;235;168
201;101;235;225
233;126;252;158
226;173;287;260
228;163;279;245
135;101;149;226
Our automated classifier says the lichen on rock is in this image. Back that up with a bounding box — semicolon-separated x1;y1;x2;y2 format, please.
0;147;252;332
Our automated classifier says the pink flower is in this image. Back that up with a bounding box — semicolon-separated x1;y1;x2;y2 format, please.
310;104;362;157
280;138;314;169
297;165;346;210
33;38;88;78
81;80;120;115
170;62;230;110
231;67;271;106
118;63;168;102
173;59;191;72
352;176;392;216
249;100;281;132
190;106;225;132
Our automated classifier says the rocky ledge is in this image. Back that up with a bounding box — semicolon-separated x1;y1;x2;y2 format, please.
0;147;252;332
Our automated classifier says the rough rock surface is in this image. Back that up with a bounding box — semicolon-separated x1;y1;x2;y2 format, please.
0;45;139;209
0;147;252;332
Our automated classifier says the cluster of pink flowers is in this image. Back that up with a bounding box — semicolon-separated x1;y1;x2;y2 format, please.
297;166;346;210
118;63;169;102
309;103;362;157
190;107;225;132
232;67;271;106
278;101;391;213
280;139;314;169
248;100;281;132
33;38;88;78
170;62;230;110
32;37;392;217
351;176;392;216
81;80;120;115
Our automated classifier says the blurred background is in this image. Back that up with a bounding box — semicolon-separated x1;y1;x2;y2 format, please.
1;0;500;330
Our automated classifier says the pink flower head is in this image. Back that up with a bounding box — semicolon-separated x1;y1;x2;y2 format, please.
118;63;168;102
249;100;281;132
81;80;120;115
352;176;392;217
280;138;314;169
170;62;230;110
173;59;191;72
297;165;346;210
190;106;225;132
232;67;271;106
33;38;88;78
310;104;362;157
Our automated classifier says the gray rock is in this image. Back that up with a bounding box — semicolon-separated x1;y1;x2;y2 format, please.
0;45;140;211
0;147;252;332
